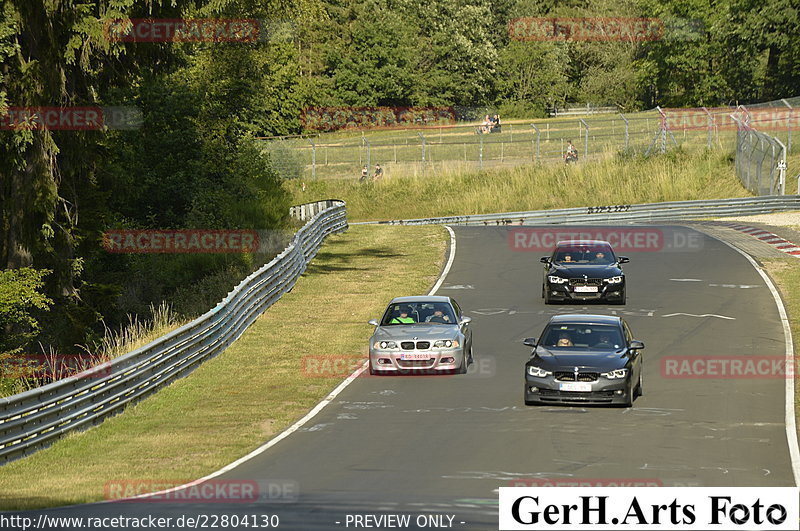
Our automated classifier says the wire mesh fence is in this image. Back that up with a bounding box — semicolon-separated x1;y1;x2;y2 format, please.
260;97;798;194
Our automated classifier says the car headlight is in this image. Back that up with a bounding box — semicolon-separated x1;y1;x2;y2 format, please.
434;339;459;348
527;366;552;377
604;276;623;284
374;341;398;349
601;368;628;379
548;275;569;284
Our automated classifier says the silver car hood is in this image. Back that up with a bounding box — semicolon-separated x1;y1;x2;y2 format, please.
372;324;459;341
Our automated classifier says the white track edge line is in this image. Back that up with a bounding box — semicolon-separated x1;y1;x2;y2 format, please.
712;235;800;486
121;224;459;501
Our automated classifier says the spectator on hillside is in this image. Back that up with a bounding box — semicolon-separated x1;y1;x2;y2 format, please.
360;165;369;182
373;163;384;181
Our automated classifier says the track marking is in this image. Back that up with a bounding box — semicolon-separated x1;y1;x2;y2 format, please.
662;312;736;320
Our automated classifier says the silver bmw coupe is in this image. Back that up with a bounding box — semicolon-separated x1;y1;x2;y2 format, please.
368;296;473;375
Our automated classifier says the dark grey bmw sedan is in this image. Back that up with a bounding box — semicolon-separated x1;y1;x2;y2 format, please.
523;314;644;407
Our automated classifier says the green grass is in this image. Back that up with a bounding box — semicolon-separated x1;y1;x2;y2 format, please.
0;225;447;510
288;149;750;222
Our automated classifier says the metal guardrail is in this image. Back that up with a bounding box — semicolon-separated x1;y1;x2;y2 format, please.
0;201;347;464
356;196;800;226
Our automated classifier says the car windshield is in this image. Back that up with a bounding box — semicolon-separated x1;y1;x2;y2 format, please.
540;324;624;350
553;245;615;265
380;302;456;326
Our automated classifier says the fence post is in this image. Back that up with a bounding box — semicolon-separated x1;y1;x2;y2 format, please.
417;132;426;163
308;139;316;180
782;98;793;153
363;137;371;175
479;133;484;169
531;124;540;161
702;106;713;149
619;114;629;152
775;139;787;195
580;119;589;158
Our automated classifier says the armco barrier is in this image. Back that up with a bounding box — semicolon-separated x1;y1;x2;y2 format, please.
0;201;347;464
356;196;800;226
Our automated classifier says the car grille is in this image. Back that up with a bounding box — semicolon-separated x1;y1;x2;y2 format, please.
397;359;435;368
401;341;430;350
554;372;599;382
569;278;602;286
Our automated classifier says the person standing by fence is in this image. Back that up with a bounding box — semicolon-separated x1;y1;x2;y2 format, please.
564;140;578;164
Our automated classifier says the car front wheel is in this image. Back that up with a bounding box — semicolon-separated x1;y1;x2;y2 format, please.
457;351;468;374
621;378;634;407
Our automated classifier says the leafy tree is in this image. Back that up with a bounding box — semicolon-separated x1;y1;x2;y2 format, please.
0;268;52;356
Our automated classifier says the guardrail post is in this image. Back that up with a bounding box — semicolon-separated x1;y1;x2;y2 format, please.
619;114;629;152
580;119;589;158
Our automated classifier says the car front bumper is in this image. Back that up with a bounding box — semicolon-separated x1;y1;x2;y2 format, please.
545;281;625;302
369;347;465;374
524;377;631;405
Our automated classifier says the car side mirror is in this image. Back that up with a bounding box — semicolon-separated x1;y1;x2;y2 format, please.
629;340;644;350
618;257;630;264
368;319;379;326
522;337;538;347
540;257;550;264
459;316;472;325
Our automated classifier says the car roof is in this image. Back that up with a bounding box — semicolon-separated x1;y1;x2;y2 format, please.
548;314;622;325
555;240;612;247
390;295;451;304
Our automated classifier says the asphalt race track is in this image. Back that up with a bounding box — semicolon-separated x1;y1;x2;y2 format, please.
11;225;796;530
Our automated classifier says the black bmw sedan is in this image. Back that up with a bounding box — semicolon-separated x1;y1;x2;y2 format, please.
541;239;628;304
523;314;644;407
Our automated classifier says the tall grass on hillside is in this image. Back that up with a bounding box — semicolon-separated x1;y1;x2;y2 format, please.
289;149;750;221
0;303;185;398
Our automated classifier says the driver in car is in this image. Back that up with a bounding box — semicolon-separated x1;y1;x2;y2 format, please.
390;307;416;324
556;333;574;347
425;308;452;324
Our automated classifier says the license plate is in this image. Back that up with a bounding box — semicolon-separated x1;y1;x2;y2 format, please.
560;382;592;392
401;353;430;360
573;286;598;293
